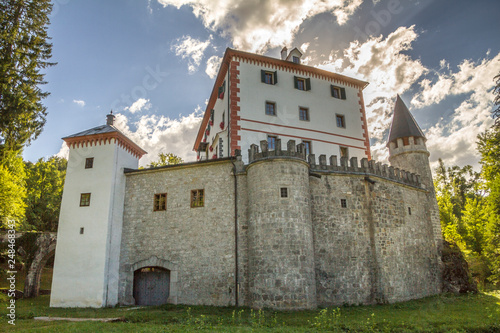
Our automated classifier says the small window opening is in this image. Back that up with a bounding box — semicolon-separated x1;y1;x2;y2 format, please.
280;188;288;198
80;227;84;235
154;193;167;211
408;207;412;215
403;137;410;146
191;189;204;208
85;157;94;169
80;193;91;207
336;114;345;128
267;135;277;150
341;199;347;208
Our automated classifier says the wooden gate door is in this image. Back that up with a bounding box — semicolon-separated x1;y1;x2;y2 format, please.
133;267;170;306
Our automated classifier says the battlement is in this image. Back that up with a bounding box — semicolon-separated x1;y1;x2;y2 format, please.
248;139;422;188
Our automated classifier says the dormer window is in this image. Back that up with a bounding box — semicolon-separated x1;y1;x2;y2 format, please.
292;56;300;64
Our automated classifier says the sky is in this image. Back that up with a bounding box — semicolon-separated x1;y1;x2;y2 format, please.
22;0;500;171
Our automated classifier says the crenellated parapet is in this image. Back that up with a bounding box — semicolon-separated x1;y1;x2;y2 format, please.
248;139;422;188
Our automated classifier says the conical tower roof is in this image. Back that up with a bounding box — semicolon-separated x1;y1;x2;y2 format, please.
387;95;425;147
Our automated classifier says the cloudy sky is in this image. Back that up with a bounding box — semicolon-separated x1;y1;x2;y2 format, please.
23;0;500;170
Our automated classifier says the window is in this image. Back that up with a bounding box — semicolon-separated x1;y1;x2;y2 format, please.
265;101;276;116
267;135;277;150
331;85;346;99
292;56;300;64
80;193;91;207
303;140;312;155
80;227;84;235
261;70;278;85
336;114;345;128
85;157;94;169
340;147;349;159
403;137;411;146
299;107;309;121
191;189;204;208
154;193;167;211
341;199;347;208
294;76;311;91
408;207;412;215
280;187;288;198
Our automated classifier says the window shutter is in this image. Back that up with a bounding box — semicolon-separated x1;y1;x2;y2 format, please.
261;70;266;83
294;76;298;89
330;85;335;97
305;78;311;91
340;87;346;100
274;71;278;84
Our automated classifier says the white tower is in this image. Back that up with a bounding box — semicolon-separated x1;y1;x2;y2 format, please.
51;113;146;307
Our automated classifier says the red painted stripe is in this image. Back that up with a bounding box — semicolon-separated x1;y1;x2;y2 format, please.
240;118;365;142
240;128;366;151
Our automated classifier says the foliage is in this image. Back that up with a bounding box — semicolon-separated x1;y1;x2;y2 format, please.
477;127;500;284
148;152;184;168
0;151;26;229
434;158;493;285
23;156;66;231
0;0;54;155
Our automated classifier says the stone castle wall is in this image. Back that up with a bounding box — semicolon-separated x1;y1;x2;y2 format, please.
118;159;238;306
117;140;441;309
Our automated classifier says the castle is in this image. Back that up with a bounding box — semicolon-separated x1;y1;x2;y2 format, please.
50;48;442;309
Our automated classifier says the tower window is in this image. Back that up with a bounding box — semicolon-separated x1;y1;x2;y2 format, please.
261;70;278;85
299;107;309;121
80;227;84;234
341;199;347;208
280;187;288;198
408;207;412;215
191;189;204;208
331;85;346;99
80;193;91;207
294;76;311;91
154;193;167;211
267;135;277;150
336;114;345;128
265;101;276;116
85;157;94;169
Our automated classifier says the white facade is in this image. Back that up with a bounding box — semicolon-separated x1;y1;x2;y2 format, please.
51;136;141;307
195;48;370;163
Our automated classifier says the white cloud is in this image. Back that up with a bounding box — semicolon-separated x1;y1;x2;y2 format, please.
411;55;500;108
317;26;427;161
171;35;212;73
124;98;152;114
112;108;204;166
73;99;85;107
158;0;363;53
205;55;221;79
57;108;204;166
313;25;499;170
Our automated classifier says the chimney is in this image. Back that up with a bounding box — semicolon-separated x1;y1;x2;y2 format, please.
106;111;115;126
281;46;287;60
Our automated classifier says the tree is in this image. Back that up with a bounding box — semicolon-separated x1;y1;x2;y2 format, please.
148;152;184;168
24;156;66;231
0;151;26;229
477;126;500;284
0;0;54;155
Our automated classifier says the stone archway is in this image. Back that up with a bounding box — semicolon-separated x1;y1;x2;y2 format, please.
23;233;57;298
130;256;178;305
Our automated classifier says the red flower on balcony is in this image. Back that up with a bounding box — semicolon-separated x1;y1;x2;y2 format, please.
220;122;224;130
212;154;217;159
209;146;214;152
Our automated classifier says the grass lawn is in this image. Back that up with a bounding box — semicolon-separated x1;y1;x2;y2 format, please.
2;291;499;332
